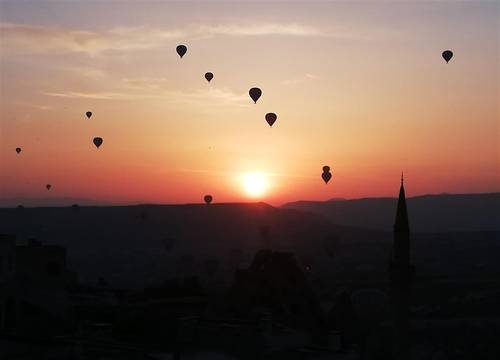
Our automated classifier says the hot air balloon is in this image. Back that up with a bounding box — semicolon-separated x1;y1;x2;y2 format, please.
265;113;277;127
204;195;213;204
442;50;453;63
322;172;332;184
15;147;21;154
86;111;92;119
205;72;214;82
46;184;52;190
322;166;332;184
93;137;103;149
249;87;262;103
176;45;187;58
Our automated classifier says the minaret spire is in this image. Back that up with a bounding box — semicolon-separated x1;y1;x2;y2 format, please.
391;173;413;360
394;172;409;233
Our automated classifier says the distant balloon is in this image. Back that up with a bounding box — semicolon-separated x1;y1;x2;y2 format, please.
265;113;277;127
205;72;214;82
322;172;332;184
46;184;52;191
442;50;453;63
176;45;187;58
249;87;262;103
322;165;332;184
15;147;21;154
204;195;213;204
93;137;103;148
86;111;92;119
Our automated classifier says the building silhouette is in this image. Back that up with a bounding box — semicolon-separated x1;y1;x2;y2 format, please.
390;174;414;359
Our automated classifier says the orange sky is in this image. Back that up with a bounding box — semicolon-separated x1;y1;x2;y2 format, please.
0;1;498;205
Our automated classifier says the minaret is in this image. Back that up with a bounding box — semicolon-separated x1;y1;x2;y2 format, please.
390;173;413;360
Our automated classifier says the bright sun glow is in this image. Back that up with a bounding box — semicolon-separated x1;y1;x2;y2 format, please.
242;172;268;198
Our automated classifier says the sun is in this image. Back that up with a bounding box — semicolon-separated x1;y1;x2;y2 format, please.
242;172;268;198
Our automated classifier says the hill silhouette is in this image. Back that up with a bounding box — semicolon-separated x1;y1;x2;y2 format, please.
282;192;500;232
1;200;498;291
1;203;381;288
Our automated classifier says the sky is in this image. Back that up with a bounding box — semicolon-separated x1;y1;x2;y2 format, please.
0;0;498;206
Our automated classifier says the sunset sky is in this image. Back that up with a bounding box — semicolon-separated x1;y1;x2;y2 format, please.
0;1;498;205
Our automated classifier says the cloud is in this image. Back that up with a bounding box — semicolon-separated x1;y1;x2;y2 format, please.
42;87;249;107
42;91;132;100
121;77;169;91
1;22;365;56
196;24;322;37
0;23;184;55
283;73;319;85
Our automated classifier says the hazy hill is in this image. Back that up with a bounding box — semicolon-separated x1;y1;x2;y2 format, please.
1;202;498;291
282;193;500;232
1;203;384;288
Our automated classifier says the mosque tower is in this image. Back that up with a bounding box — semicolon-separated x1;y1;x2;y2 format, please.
390;173;414;359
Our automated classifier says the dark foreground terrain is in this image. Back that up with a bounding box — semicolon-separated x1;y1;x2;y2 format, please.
1;195;499;359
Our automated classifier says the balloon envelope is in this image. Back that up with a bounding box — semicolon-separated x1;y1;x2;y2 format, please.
204;195;213;204
265;113;277;127
322;165;330;173
176;45;187;58
322;171;332;184
249;88;262;103
442;50;453;63
15;147;21;154
86;111;92;119
46;184;52;190
93;137;103;148
205;72;214;82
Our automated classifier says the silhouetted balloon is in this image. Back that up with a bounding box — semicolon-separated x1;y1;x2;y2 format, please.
205;72;214;82
203;195;213;205
15;147;21;154
249;87;262;103
442;50;453;63
204;195;213;204
176;45;187;58
86;111;92;119
265;113;277;127
46;184;52;190
322;171;332;184
322;166;330;173
93;137;103;148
